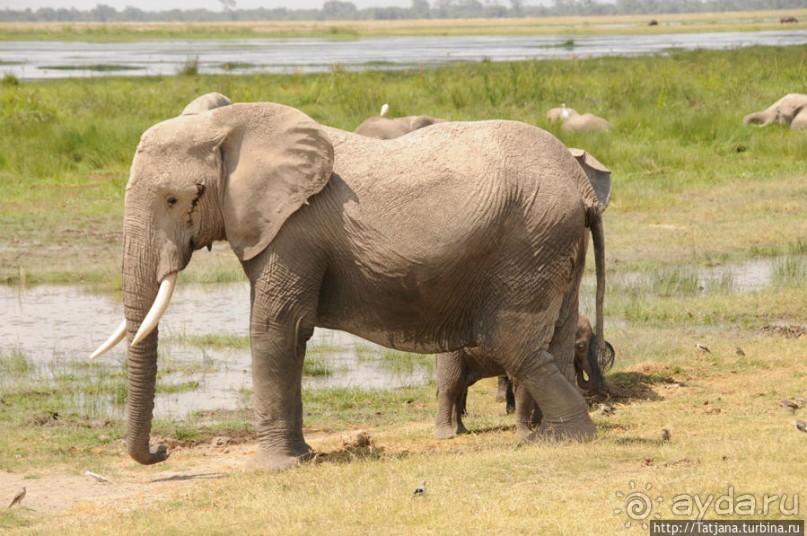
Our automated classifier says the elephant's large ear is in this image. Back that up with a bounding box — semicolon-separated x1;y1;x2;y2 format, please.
215;103;334;261
569;148;611;210
182;92;232;115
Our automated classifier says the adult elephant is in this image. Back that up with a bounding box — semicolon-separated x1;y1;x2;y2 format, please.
742;93;807;130
436;312;615;439
91;93;611;471
354;114;446;139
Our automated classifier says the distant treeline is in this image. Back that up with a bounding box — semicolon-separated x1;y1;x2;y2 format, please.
0;0;803;22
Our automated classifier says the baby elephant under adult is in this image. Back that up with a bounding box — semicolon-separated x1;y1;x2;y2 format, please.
91;93;610;471
435;314;614;439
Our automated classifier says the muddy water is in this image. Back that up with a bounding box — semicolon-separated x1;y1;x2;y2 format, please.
0;282;431;418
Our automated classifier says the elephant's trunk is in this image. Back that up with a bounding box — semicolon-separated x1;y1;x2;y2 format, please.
124;327;167;464
742;111;769;126
120;224;173;465
581;337;607;396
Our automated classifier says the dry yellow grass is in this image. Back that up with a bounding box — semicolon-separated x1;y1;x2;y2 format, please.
1;9;806;40
2;329;804;534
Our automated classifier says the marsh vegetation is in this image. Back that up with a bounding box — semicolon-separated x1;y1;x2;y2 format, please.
0;36;805;533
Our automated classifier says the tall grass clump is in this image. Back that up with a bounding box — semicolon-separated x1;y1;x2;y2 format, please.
178;56;200;76
650;266;700;297
0;348;33;376
788;238;807;255
773;256;807;286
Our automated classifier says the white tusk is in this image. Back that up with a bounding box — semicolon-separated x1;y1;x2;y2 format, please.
89;319;127;359
131;272;177;347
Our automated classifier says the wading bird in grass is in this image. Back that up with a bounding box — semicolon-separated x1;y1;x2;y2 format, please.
696;343;712;354
795;420;807;433
413;481;426;497
380;103;389;117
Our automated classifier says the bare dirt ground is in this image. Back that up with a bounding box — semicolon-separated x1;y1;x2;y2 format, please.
1;427;409;519
1;443;252;517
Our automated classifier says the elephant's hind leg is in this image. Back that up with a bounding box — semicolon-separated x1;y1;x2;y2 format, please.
482;320;595;442
513;350;595;441
435;351;470;439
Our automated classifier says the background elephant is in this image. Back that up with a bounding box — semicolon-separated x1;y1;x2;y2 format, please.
742;93;807;130
92;93;610;471
353;114;446;139
436;313;615;439
562;113;612;132
546;104;579;123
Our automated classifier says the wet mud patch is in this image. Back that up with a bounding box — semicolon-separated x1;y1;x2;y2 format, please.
759;324;806;338
150;427;258;452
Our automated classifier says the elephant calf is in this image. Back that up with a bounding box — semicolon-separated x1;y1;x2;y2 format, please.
435;314;615;439
742;93;807;131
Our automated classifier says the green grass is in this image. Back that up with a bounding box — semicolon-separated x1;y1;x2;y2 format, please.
0;348;33;376
379;350;435;374
174;333;250;350
1;45;806;285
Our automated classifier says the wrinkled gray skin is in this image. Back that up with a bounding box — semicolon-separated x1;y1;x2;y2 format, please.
353;115;446;139
436;313;614;439
742;94;807;131
115;92;610;471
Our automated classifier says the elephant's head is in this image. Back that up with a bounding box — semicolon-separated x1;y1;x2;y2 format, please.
573;314;614;396
92;93;334;464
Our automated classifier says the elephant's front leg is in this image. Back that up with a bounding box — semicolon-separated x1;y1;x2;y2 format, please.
245;249;321;471
249;319;314;470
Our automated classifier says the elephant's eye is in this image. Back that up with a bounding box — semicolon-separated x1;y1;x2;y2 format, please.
166;196;178;208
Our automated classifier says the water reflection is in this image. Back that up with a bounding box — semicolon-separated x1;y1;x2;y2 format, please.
0;282;432;418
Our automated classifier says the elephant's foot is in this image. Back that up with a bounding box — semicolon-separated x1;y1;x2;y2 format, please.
526;418;596;442
434;425;458;439
514;424;532;440
248;445;314;471
434;421;470;439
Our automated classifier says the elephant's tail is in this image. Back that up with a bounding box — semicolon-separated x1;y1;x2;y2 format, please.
590;214;608;380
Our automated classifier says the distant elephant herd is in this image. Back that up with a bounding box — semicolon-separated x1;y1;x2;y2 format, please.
91;88;801;471
356;93;807;140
